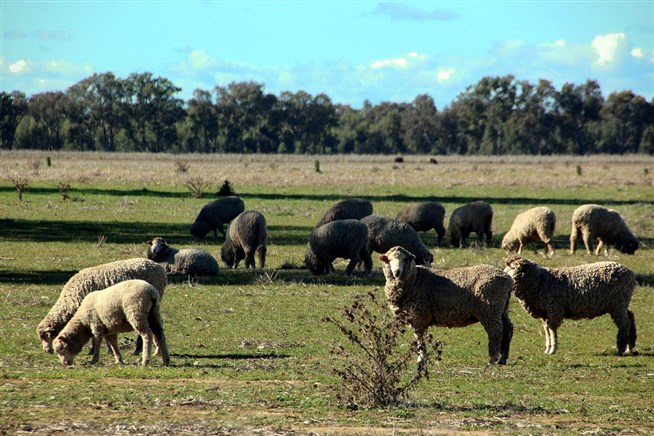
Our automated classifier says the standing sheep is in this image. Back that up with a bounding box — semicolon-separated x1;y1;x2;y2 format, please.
445;200;493;248
361;215;433;267
190;196;245;240
502;206;556;257
315;198;373;228
395;202;446;246
53;279;170;366
504;255;637;355
37;258;167;354
379;246;514;365
570;204;639;255
221;210;268;270
305;219;373;275
147;237;219;276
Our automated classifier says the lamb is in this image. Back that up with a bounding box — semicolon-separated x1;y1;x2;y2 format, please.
395;202;446;246
502;206;556;257
570;204;639;255
445;200;493;248
379;246;514;365
37;258;167;354
53;279;170;366
504;255;637;355
190;196;245;240
221;210;268;269
315;198;373;228
147;237;219;276
360;215;433;267
305;219;373;275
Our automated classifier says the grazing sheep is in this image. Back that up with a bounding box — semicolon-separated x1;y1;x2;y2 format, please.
502;207;556;257
147;237;219;276
395;202;446;246
570;204;639;255
37;258;167;354
504;255;637;355
315;198;373;228
361;215;433;267
379;246;514;365
221;210;268;269
305;219;372;275
445;200;493;248
190;196;245;240
53;279;170;366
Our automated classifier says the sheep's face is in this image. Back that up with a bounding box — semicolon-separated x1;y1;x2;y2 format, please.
504;255;531;278
147;237;169;261
221;245;236;268
190;221;208;238
616;236;639;254
379;246;415;281
53;337;76;366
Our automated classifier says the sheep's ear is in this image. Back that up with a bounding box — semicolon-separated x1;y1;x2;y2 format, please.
146;240;152;245
379;255;389;263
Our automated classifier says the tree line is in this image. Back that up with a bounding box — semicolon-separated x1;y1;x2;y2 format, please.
2;72;653;155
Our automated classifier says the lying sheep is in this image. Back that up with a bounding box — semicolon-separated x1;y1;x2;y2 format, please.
502;207;556;257
315;198;373;228
380;246;514;365
396;202;446;246
570;204;639;255
190;196;245;240
37;258;167;354
147;237;219;276
504;255;637;355
445;200;493;248
53;279;170;366
361;215;433;267
221;210;268;269
305;219;372;275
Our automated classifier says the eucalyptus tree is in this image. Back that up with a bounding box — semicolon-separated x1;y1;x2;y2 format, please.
597;91;654;154
28;91;67;151
400;94;438;154
0;91;28;150
185;88;218;153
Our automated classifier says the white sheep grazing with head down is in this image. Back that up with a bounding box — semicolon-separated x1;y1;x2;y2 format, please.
502;206;556;257
504;255;637;355
53;279;170;367
147;237;219;276
570;204;639;256
37;258;167;354
379;246;514;365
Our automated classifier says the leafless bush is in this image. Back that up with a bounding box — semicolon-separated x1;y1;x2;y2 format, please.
175;160;190;173
322;290;441;409
185;177;211;198
12;176;28;202
96;233;107;248
57;182;71;201
28;158;42;174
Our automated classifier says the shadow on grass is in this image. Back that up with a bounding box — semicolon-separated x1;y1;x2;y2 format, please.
171;352;289;360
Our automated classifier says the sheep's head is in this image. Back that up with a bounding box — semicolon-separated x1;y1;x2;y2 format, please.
615;233;639;254
53;336;77;366
503;254;533;278
37;327;56;353
190;220;209;238
379;246;415;282
220;243;236;268
304;245;326;275
147;237;169;261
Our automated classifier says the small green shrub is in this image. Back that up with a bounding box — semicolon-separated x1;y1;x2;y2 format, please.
576;165;582;176
217;179;236;196
314;159;321;173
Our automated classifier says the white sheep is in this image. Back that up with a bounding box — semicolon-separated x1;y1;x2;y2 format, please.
504;255;637;355
502;206;556;257
221;210;268;269
37;258;167;354
379;246;514;365
53;279;170;366
147;237;219;276
570;204;639;255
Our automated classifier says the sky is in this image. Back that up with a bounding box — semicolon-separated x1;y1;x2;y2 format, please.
1;1;653;108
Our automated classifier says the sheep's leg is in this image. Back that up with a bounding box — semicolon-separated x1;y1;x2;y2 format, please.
544;319;559;354
149;309;170;366
611;309;632;355
581;230;594;255
594;239;605;256
133;336;143;355
517;242;523;255
90;334;104;364
106;334;124;364
499;312;514;365
481;319;503;364
414;330;427;365
627;310;637;353
569;225;579;254
344;256;359;275
360;248;373;275
256;245;266;269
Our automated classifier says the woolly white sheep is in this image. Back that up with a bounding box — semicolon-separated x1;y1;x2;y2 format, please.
361;215;433;267
37;258;167;354
315;198;373;228
570;204;639;255
190;196;245;240
53;279;170;366
445;200;493;248
147;237;219;276
395;202;446;246
221;210;268;269
379;246;514;365
502;206;556;257
305;219;372;275
504;255;637;355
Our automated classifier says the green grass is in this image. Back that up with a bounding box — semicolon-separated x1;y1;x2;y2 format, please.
1;152;653;434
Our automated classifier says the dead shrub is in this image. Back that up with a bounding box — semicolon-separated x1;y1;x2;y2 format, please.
12;176;28;202
57;182;71;201
185;177;211;198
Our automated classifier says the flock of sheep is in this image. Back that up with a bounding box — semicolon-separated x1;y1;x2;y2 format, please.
36;195;641;367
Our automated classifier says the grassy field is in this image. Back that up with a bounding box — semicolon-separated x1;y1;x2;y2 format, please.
1;151;653;435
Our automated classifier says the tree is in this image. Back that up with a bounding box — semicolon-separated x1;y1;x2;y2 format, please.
186;89;218;153
28;91;67;151
401;95;438;154
597;91;654;154
0;91;28;150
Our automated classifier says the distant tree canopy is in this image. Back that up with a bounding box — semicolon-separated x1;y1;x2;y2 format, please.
2;73;653;154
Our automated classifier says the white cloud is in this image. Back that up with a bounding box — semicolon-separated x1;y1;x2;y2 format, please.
631;48;643;58
9;60;29;74
370;52;427;70
188;49;211;70
592;33;626;65
436;68;455;82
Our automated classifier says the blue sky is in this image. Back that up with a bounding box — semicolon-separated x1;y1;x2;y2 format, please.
1;1;653;108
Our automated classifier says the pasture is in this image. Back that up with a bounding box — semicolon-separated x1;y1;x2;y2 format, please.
1;151;653;434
